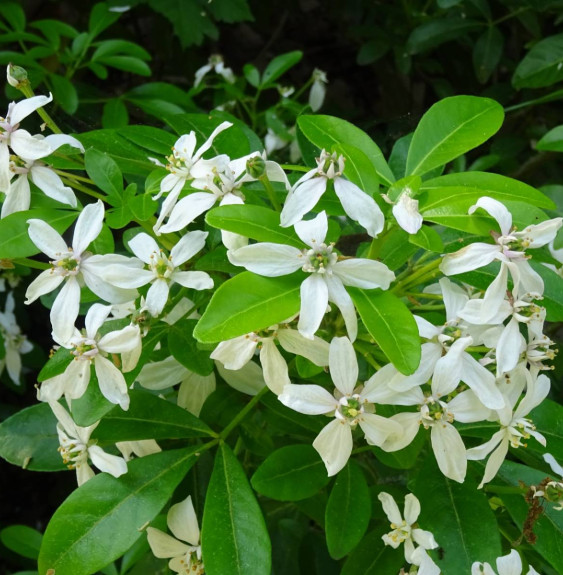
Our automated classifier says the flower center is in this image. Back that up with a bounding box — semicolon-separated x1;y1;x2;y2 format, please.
336;394;366;425
419;397;454;428
388;521;411;544
149;251;174;279
301;244;337;274
57;430;88;470
508;417;535;448
51;250;81;277
71;337;99;361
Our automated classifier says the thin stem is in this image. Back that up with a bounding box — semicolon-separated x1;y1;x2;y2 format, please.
491;6;529;26
484;484;528;495
53;170;94;185
280;164;310;173
392;258;442;294
408;304;445;311
259;173;282;211
58;177;104;200
405;292;443;300
12;258;49;270
220;386;270;440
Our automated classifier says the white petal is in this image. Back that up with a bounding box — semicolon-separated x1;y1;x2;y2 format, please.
481;263;509;323
94;355;130;410
178;371;216;416
431;337;470;397
193;121;233;161
51;278;80;345
461;353;505;410
211;336;257;370
85;303;112;338
72;200;104;255
43;133;84;153
2;175;30;217
496;550;522;575
392;193;423;235
25;269;64;304
439;278;468;322
170;230;208;265
27;218;68;258
334;177;385;237
99;325;141;354
277;328;329;366
329;336;358;396
313;419;353;476
496;318;524;376
469;196;512;236
377;492;403;525
228;243;302;276
325;274;357;342
88;445;127;477
543;453;563;478
298;274;329;339
430;422;467;482
145;279;169;316
158;192;217;234
128;233;160;263
168;495;200;546
216;361;265;395
11;129;53;160
172;271;213;291
0;142;9;192
30;165;77;206
477;437;509;488
448;390;491;423
359;413;402;447
294;210;328;247
280;177;327;228
137;356;188;390
260;339;290;395
278;383;337;415
146;527;190;559
440;243;500;276
333;259;394;289
404;493;421;525
9;93;53;125
380;412;421;452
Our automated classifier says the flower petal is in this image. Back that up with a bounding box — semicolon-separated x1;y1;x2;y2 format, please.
278;383;336;415
168;495;200;546
94;355;130;410
170;230;208;264
313;419;353;476
377;492;403;525
72;200;104;255
228;243;302;276
27;218;68;259
158;192;217;234
88;444;127;478
145;278;169;316
333;259;394;289
146;527;190;559
298;274;329;339
430;422;467;483
9;93;53;125
51;278;81;345
329;336;358;396
260;338;290;395
280;177;327;228
294;210;328;247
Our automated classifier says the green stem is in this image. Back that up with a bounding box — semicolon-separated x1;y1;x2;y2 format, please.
59;177;104;200
392;258;442;294
220;386;270;440
291;76;314;101
351;445;373;455
491;6;529;26
18;83;63;134
353;340;381;369
280;164;310;173
54;170;94;185
409;304;445;311
484;484;528;495
405;292;443;300
259;173;282;211
12;258;49;270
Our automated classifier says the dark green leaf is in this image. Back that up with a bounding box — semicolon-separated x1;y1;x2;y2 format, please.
92;39;150;61
202;443;271;575
406;18;482;54
325;461;371;559
38;447;199;575
251;445;330;501
473;27;504;84
49;74;78;114
349;288;421;375
37;346;73;382
84;148;123;200
513;33;563;89
168;318;214;376
96;55;151;76
537;125;563;152
102;99;129;129
194;272;301;343
261;51;303;86
0;525;42;560
89;2;121;38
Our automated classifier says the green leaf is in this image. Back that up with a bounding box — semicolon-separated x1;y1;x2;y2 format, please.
243;63;260;87
206;205;303;247
92;389;215;442
537;125;563;152
496;460;563;573
0;525;42;560
298;115;395;187
92;39;150;61
38;447;198;575
408;225;444;252
0;402;63;471
529;398;563;457
96;55;151;76
334;142;380;200
406;18;482;54
194;272;301;344
168;318;214;376
102;99;129;129
341;526;405;575
206;0;253;22
406;96;504;177
120;125;176;155
348;288;421;375
1;1;26;31
261;393;324;437
37;346;73;382
70;370;116;427
202;443;271;575
513;33;563;89
89;2;121;38
84;148;123;200
421;171;555;210
379;227;419;270
260;51;303;86
412;457;501;574
49;73;78;114
325;461;371;559
473;27;504;84
0;209;77;259
251;445;330;501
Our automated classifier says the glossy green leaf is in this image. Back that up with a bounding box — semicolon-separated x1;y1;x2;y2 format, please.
38;447;198;575
406;18;481;54
89;2;121;37
243;63;260;87
406;96;504;177
473;27;504;84
91;39;150;61
0;402;63;471
92;389;215;442
84;148;123;200
202;443;271;575
537;125;563;152
261;50;303;86
409;224;444;252
194;272;301;343
412;457;501;574
496;461;563;573
325;461;371;559
102;99;129;129
421;171;554;209
96;55;151;76
49;73;78;114
0;209;77;259
261;393;324;436
206;205;303;247
529;399;563;457
70;370;115;427
349;288;421;375
0;525;42;560
251;445;330;501
298;115;395;186
120;125;176;155
37;346;72;382
513;33;563;89
379;227;419;270
168;318;215;376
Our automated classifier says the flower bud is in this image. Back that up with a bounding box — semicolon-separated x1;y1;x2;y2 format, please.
247;155;266;178
7;64;28;88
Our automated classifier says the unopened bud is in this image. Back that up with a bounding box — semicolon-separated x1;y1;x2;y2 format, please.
7;64;28;88
247;155;266;178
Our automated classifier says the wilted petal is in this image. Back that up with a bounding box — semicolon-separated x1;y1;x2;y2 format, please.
313;419;353;476
392;193;422;235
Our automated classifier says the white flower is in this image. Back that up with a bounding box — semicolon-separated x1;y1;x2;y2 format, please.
2;133;84;217
152;122;232;234
441;197;562;321
467;371;550;488
49;400;127;486
210;321;330;394
309;68;328;112
102;231;213;317
116;439;161;461
278;336;402;475
532;453;563;510
228;210;394;340
378;492;439;565
25;200;139;343
280;149;384;236
383;187;423;234
147;494;204;575
0;93;54;190
472;550;540;575
194;54;235;87
0;292;32;384
38;303;141;410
